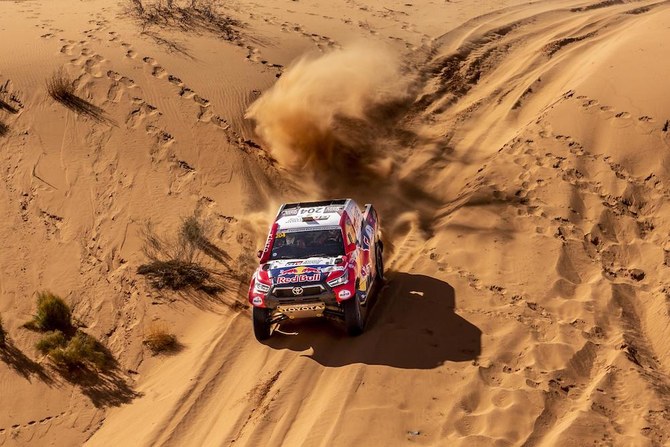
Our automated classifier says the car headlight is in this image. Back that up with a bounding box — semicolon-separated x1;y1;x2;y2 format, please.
254;281;271;293
327;271;349;288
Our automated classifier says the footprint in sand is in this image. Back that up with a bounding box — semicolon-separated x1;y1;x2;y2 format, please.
158;130;174;145
126;49;137;58
246;46;261;62
84;54;106;77
119;76;135;87
193;95;210;106
142;57;167;78
615;111;631;119
168;74;183;86
152;66;166;78
107;82;123;102
179;86;195;99
211;115;230;129
198;107;214;122
581;98;598;109
60;44;74;55
597;105;616;119
126;102;160;128
146;125;174;145
106;70;121;81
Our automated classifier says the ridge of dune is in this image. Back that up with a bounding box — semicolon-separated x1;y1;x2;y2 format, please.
2;0;670;446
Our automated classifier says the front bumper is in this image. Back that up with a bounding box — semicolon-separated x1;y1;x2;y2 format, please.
265;284;339;308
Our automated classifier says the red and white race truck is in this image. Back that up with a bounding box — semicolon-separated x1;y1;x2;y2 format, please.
248;199;384;340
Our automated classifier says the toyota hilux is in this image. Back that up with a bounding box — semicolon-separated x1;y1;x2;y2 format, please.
248;199;383;340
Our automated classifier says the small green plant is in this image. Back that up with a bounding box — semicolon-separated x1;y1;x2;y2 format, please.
30;291;72;332
49;331;109;370
143;323;178;354
35;330;67;354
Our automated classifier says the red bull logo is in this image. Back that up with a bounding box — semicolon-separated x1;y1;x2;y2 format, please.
280;266;320;276
276;266;321;284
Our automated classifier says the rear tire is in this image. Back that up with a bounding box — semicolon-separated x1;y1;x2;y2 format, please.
343;295;365;336
253;307;272;341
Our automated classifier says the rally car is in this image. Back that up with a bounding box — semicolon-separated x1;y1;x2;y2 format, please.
248;199;384;340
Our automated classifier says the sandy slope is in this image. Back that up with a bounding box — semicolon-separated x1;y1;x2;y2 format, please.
2;0;670;445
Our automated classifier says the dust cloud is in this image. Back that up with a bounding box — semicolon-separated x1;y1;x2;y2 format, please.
245;43;412;178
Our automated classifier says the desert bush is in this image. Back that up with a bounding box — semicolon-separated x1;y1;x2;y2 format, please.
141;220;196;263
180;215;229;265
143;323;178;354
30;291;72;332
49;331;109;370
181;215;205;246
137;259;210;290
0;314;5;346
138;215;229;292
46;68;75;102
127;0;241;41
35;330;67;354
46;69;110;123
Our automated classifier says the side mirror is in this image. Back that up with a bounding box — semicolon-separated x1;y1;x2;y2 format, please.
257;250;262;259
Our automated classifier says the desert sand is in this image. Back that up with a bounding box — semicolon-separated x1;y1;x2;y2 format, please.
1;0;670;445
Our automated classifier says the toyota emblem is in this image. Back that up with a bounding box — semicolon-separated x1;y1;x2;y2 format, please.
292;286;304;296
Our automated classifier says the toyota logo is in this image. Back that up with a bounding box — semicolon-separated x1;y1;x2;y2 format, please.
292;287;304;296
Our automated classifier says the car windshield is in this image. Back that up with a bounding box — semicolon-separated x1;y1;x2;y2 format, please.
269;229;345;260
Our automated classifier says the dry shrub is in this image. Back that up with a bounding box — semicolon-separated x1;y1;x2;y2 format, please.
0;99;19;114
181;215;205;246
127;0;241;41
46;69;111;123
0;314;5;346
180;215;229;265
137;259;210;290
0;81;22;114
46;68;75;102
137;214;228;292
143;323;178;354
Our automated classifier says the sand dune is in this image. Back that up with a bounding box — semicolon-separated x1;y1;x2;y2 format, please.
2;0;670;445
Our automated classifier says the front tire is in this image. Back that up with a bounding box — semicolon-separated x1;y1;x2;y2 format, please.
375;242;384;283
253;307;272;341
343;295;365;336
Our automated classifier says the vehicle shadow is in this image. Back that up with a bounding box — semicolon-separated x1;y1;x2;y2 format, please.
266;272;481;369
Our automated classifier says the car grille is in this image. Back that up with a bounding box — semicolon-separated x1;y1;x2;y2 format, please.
273;284;325;298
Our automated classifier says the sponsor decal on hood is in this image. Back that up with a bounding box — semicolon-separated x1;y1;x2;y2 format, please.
264;258;346;285
273;265;323;284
